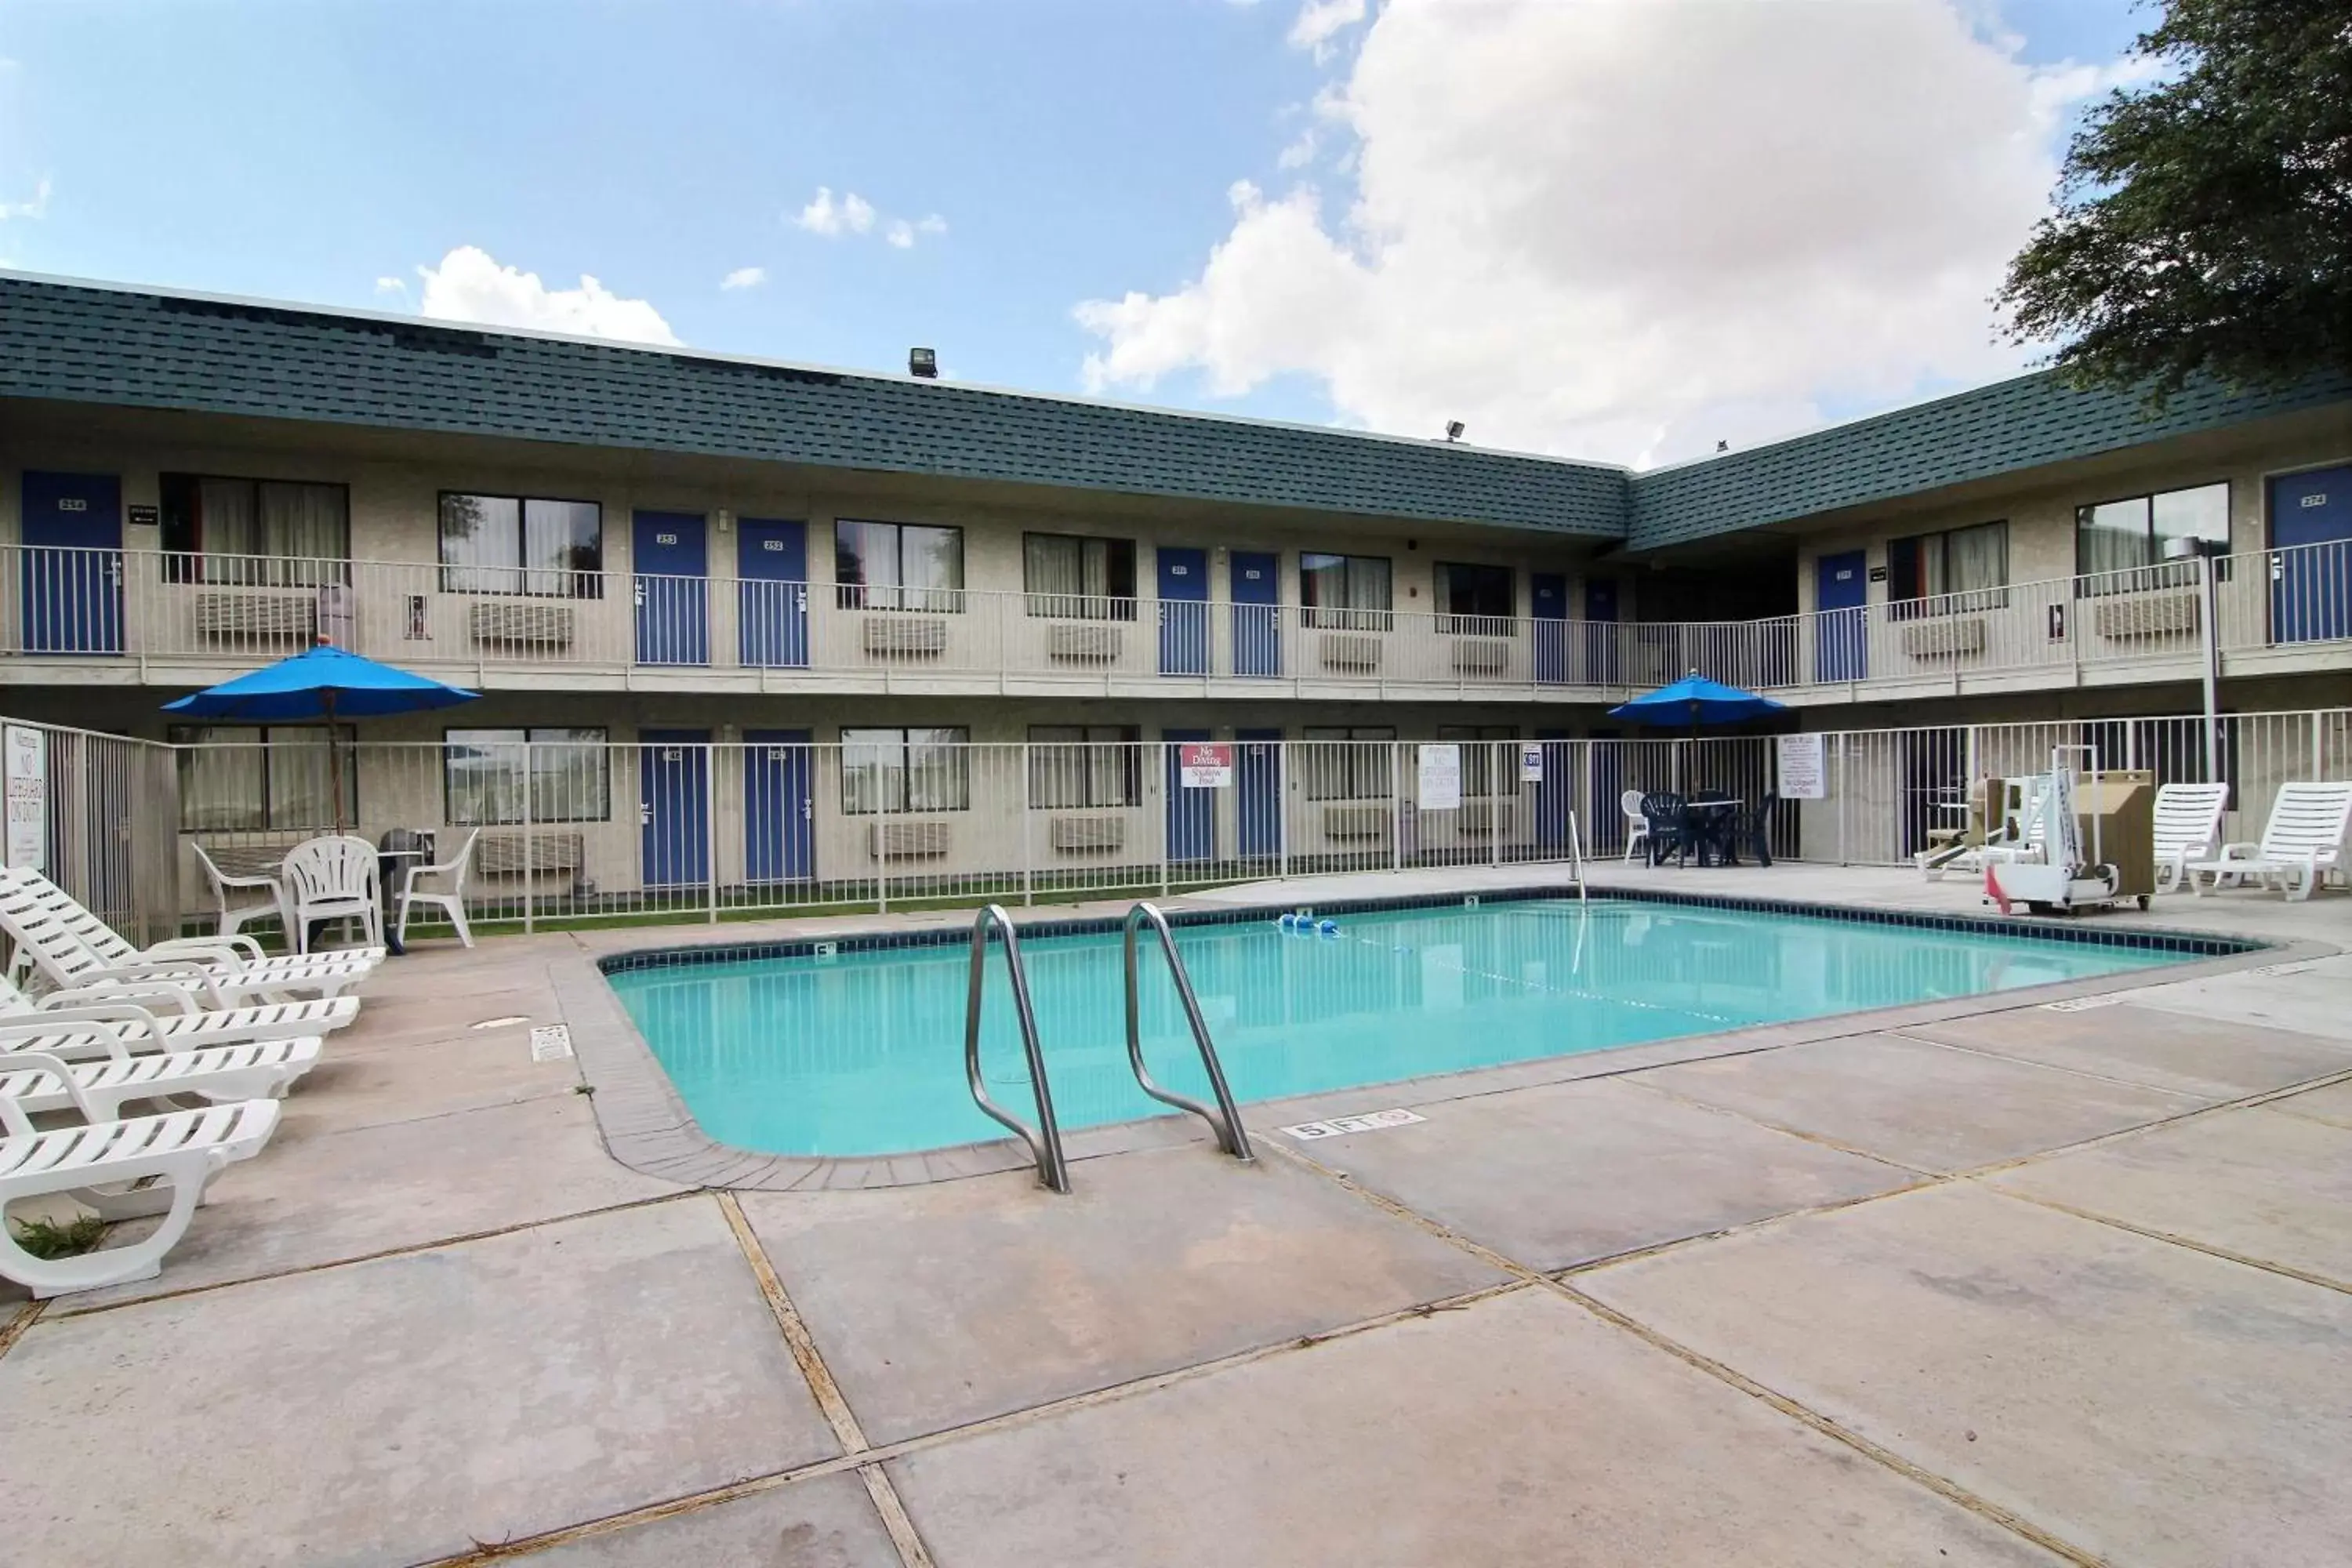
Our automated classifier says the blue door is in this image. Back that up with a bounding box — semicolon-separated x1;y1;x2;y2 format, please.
20;472;123;655
633;512;708;665
1163;728;1216;862
2270;466;2352;644
1815;550;1868;683
1230;552;1280;677
1158;548;1209;675
1533;573;1567;683
745;729;815;883
1237;728;1283;859
739;518;808;668
1534;730;1577;848
1581;578;1617;685
639;730;710;888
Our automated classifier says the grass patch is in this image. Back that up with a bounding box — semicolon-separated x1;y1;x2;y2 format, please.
9;1213;105;1259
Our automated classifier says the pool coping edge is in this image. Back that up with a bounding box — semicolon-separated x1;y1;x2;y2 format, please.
559;885;2310;1194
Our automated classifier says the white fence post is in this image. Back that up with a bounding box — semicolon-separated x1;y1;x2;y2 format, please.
520;739;535;935
705;742;719;924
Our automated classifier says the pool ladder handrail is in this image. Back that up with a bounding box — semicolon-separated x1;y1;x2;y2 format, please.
964;903;1071;1193
1123;902;1254;1163
1566;809;1588;901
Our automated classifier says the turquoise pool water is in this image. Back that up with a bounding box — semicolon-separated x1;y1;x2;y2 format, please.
605;899;2185;1157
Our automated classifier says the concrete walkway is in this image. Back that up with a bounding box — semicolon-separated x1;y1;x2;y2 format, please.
2;867;2349;1566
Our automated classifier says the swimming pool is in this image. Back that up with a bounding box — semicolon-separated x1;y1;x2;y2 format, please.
604;897;2198;1159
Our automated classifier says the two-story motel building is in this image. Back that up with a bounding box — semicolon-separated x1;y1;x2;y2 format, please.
2;273;2347;916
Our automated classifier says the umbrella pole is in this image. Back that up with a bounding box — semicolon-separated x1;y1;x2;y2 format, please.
326;691;346;832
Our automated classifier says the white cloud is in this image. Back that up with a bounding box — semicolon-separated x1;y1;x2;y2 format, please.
794;187;877;238
1079;0;2116;467
720;265;768;290
373;275;408;296
1289;0;1366;56
0;176;51;221
413;245;680;345
885;214;949;249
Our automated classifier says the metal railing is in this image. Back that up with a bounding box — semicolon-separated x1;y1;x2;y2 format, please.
138;710;2347;929
2;539;2343;703
964;903;1069;1192
1121;901;1252;1162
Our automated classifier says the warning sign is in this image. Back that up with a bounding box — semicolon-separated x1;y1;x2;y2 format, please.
1178;742;1233;789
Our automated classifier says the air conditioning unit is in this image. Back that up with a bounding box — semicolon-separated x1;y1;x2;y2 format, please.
1900;616;1988;659
1450;638;1511;675
862;617;949;657
1322;804;1392;840
2094;590;2200;639
1048;815;1126;852
1319;633;1383;673
470;601;575;649
1047;623;1122;663
869;819;953;858
194;591;316;643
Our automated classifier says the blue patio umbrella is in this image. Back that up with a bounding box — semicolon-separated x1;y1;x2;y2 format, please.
164;643;478;828
1607;670;1788;734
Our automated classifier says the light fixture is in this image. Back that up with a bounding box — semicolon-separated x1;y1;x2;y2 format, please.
1444;420;1465;442
909;347;938;379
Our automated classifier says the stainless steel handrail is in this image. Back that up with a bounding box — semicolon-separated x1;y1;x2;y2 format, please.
964;903;1070;1193
1566;809;1588;901
1122;902;1254;1162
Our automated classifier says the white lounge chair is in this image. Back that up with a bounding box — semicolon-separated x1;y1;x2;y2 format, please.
0;1033;321;1121
0;967;353;1060
0;868;378;1004
1620;789;1650;863
282;834;383;956
2151;782;2231;893
396;828;479;949
191;840;290;942
0;1076;278;1298
2186;782;2352;901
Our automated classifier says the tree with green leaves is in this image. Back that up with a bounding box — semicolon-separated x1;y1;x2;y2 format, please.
1998;0;2352;400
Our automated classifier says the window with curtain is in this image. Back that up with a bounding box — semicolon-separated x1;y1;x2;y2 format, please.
1027;724;1142;807
835;521;965;612
443;728;611;825
1886;521;2009;617
1301;724;1396;800
159;474;351;586
438;494;604;597
1433;562;1515;634
1436;724;1517;797
1022;534;1136;620
2076;482;2229;592
1300;554;1392;630
171;724;356;833
840;727;971;813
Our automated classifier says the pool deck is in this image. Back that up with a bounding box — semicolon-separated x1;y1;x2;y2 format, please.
4;863;2350;1566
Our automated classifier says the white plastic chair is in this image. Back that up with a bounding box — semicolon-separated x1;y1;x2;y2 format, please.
2187;782;2352;901
2151;782;2230;893
397;829;480;949
191;841;290;943
1620;789;1650;863
280;835;383;956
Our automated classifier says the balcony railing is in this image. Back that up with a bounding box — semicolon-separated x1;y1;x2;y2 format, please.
0;540;2343;700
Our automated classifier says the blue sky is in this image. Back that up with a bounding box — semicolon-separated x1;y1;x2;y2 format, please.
0;0;2153;459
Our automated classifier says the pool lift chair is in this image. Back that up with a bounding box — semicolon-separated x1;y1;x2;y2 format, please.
1980;748;2147;916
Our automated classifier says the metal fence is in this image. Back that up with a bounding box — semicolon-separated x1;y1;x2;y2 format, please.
3;538;2347;702
0;717;182;947
6;706;2344;942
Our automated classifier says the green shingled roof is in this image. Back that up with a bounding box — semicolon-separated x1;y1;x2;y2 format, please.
1628;368;2352;550
3;274;2343;552
0;276;1628;538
